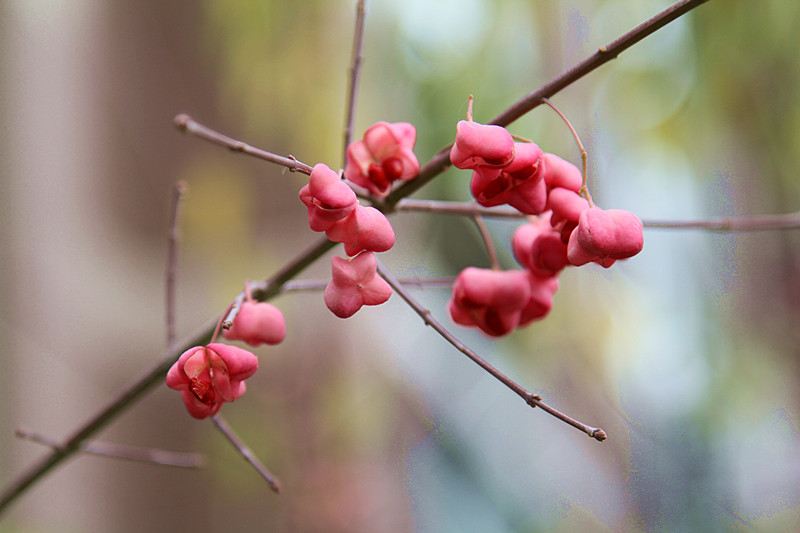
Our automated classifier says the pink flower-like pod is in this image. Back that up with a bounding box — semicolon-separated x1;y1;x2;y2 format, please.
325;204;395;256
470;142;547;214
567;207;644;268
324;251;392;318
344;122;420;197
518;271;560;326
512;214;570;277
450;120;515;170
541;153;582;193
546;187;591;242
166;343;259;419
299;163;358;232
222;301;286;347
447;267;531;337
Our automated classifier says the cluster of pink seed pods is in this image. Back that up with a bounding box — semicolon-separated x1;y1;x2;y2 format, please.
447;110;644;337
167;106;644;417
300;121;420;318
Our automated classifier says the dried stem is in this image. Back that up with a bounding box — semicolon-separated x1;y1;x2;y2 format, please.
210;415;281;494
470;215;500;270
396;199;800;232
15;428;204;469
342;0;367;167
166;181;188;349
374;258;607;441
281;276;455;292
173;114;313;175
539;98;592;205
643;212;800;231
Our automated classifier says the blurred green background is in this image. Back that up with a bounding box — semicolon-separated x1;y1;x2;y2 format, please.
1;0;799;531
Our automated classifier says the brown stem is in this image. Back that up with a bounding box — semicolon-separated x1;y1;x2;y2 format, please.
173;114;313;175
374;258;607;441
210;415;281;494
166;181;188;349
15;427;204;469
539;98;592;206
281;276;456;292
342;0;367;167
470;215;500;270
396;199;800;232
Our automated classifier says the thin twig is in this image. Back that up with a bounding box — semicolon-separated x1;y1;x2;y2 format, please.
374;258;607;441
384;0;712;207
470;215;500;270
643;212;800;231
396;199;800;232
166;181;188;349
15;428;204;469
282;276;456;292
210;416;281;494
539;98;592;205
173;114;314;175
342;0;367;167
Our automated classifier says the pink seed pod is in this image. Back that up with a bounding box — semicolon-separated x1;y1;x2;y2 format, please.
223;301;286;347
512;214;570;277
324;251;392;318
447;267;531;337
300;163;358;231
470;142;547;214
325;204;396;256
541;153;583;193
344;121;420;197
166;343;259;419
567;207;644;267
450;120;515;170
518;271;560;326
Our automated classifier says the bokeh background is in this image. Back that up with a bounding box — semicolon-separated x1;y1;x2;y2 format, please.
2;0;799;531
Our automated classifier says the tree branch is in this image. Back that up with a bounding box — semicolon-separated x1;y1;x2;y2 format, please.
375;258;607;441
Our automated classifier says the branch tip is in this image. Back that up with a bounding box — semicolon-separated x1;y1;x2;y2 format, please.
173;113;190;131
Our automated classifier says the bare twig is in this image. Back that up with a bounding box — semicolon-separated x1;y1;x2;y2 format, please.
374;258;607;441
470;215;500;270
15;428;204;469
643;212;800;231
210;415;281;494
173;114;313;175
166;181;188;349
396;200;800;232
539;98;592;205
342;0;367;167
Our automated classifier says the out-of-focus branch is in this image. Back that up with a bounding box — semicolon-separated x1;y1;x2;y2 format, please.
396;200;800;232
15;428;204;469
166;181;188;349
342;0;367;167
